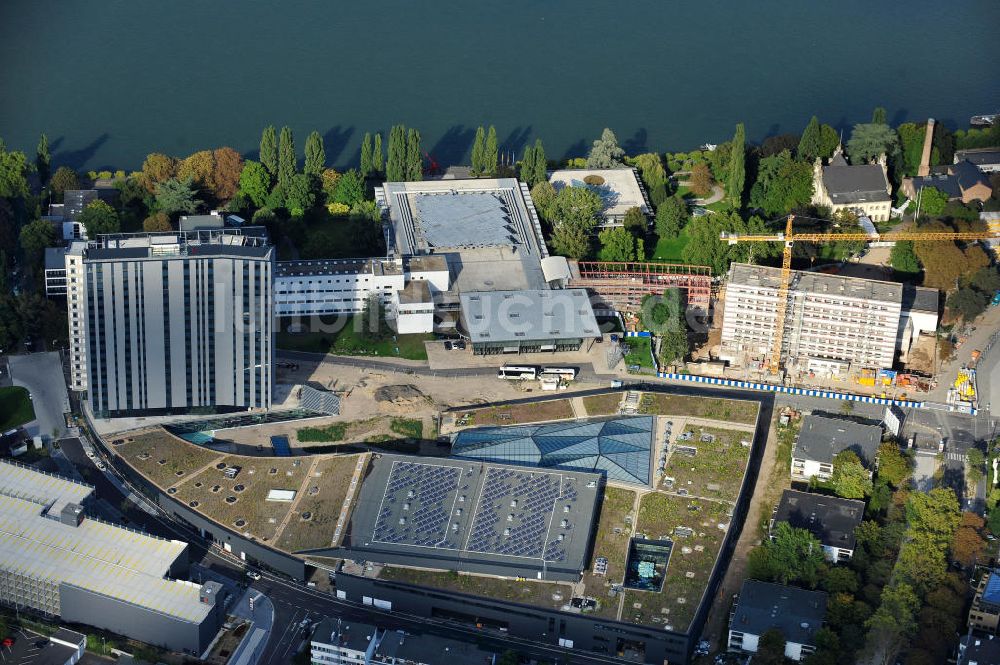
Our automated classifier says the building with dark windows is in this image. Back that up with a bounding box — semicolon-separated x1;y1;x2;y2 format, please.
772;490;865;562
728;581;827;662
66;228;274;417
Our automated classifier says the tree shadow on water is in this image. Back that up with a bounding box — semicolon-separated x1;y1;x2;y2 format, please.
428;125;477;168
561;138;588;162
622;128;648;155
323;126;355;167
51;133;110;171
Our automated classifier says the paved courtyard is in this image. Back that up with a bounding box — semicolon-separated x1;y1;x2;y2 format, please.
9;351;70;441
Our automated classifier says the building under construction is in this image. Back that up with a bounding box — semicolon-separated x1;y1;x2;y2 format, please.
568;261;712;315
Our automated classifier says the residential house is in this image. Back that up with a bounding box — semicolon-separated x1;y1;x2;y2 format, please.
811;148;893;222
955;148;1000;173
728;580;827;662
959;634;1000;665
772;490;865;562
904;160;993;204
791;414;882;482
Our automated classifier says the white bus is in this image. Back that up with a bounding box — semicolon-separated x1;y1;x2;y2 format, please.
497;365;538;380
541;367;577;380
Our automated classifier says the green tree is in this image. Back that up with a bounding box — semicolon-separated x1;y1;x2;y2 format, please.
519;144;536;185
406;128;422;181
622;206;647;236
0;144;30;199
530;181;556;221
484;125;499;176
865;583;919;665
238;160;271;208
748;149;814;215
550;223;591;259
915;186;948;216
332;169;365;207
598;227;636;262
898;123;931;175
78;199;120;236
906;488;960;545
50;166;81;202
586;128;625;168
755;629;787;665
304;130;325;177
140;153;176;192
142;211;173;232
36;133;50;184
386;125;406;181
284;173;316;216
550;186;603;232
876;443;911;488
889;240;921;279
532;139;547;187
155;177;202;216
360;133;373;178
682;211;778;274
823;566;859;594
830;449;873;499
19;219;55;272
277;126;296;189
259;125;277;181
847;123;900;165
372;133;383;175
872;106;887;125
497;651;519;665
655;196;688;240
471;126;485;174
689;162;714;197
726;123;746;206
818;123;841;159
798;116;824;161
747;522;826;587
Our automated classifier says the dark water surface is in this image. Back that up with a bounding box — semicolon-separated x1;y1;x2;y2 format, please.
1;0;997;170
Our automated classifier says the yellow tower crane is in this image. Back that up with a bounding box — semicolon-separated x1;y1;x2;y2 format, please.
721;214;1000;375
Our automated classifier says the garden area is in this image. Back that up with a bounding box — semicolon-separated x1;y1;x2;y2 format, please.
276;318;432;361
297;416;429;445
0;386;35;431
622;337;656;372
638;392;759;426
580;486;637;619
662;426;752;500
626;492;731;632
275;453;364;553
116;429;223;487
456;398;574;427
379;566;574;611
648;227;690;263
582;392;625;417
172;455;309;543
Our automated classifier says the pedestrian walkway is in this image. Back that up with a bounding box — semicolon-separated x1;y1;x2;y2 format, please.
944;451;967;463
227;587;275;665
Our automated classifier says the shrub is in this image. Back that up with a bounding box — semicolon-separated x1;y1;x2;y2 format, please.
583;174;606;186
326;202;351;216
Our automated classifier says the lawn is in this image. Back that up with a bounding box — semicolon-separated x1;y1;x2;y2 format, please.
117;430;223;488
389;418;423;439
297;423;347;442
623;337;656;372
581;486;637;619
276;316;432;361
276;454;364;553
627;492;731;632
649;228;690;263
0;386;35;431
638;393;760;425
662;426;752;500
582;392;624;417
379;567;573;612
458;398;574;426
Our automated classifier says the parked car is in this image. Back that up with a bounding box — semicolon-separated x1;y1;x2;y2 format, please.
246;570;262;581
454;340;466;350
444;341;453;351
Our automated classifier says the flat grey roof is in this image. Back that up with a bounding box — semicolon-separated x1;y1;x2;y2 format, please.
312;618;379;652
398;280;431;304
773;489;865;553
275;257;398;278
794;414;882;466
45;246;67;271
376;630;493;662
732;580;827;644
902;285;939;314
0;462;212;624
729;263;903;305
459;289;600;344
956;148;1000;166
548;167;651;218
86;227;272;261
378;179;546;258
338;454;601;580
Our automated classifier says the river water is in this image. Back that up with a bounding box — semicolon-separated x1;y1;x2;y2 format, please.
0;0;997;170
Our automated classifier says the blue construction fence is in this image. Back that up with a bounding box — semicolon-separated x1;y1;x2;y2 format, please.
655;371;927;410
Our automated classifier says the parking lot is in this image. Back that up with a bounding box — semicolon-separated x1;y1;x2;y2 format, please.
8;352;70;441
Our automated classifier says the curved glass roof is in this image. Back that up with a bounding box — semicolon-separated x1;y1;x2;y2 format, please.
452;416;655;486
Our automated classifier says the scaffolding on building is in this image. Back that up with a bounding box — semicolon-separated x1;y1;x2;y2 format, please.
568;261;712;314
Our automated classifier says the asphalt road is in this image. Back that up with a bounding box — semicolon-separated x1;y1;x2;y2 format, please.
8;352;70;441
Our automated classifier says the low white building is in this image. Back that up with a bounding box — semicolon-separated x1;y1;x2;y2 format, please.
548;167;652;229
729;581;827;661
274;256;448;334
791;415;882;482
391;280;435;335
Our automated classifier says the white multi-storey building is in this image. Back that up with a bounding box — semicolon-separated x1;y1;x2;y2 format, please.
721;263;907;373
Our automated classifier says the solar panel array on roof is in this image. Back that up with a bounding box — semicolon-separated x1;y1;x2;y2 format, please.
452;416;655;486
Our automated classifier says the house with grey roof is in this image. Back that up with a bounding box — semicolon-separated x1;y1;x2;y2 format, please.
903;159;993;204
772;489;865;562
791;414;882;482
811;148;892;221
955;148;1000;173
728;580;827;661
